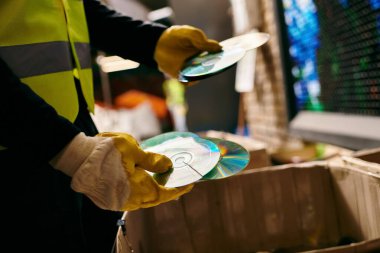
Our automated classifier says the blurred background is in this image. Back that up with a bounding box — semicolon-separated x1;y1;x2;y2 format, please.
92;0;380;164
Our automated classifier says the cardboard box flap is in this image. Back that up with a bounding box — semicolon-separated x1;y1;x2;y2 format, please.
352;147;380;164
341;149;380;177
329;160;380;241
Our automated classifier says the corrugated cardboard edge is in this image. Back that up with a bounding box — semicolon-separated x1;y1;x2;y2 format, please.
351;147;380;164
302;238;380;253
328;157;380;247
341;147;380;179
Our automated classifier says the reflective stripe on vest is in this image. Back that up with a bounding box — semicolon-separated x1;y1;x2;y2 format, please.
0;42;91;78
0;0;94;124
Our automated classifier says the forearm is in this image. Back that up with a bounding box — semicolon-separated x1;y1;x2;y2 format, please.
84;0;167;67
0;58;80;166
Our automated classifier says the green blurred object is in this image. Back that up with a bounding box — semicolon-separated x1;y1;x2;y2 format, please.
315;143;326;159
163;79;189;131
163;78;186;106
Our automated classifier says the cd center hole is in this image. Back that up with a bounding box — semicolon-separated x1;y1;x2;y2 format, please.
175;157;186;164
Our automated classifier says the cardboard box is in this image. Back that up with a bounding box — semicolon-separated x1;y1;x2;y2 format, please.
117;157;380;253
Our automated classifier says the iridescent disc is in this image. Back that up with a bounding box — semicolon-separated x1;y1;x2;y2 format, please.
140;131;199;149
179;46;245;81
141;133;220;187
202;137;250;180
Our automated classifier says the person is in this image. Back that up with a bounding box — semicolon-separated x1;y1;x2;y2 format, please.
0;0;221;252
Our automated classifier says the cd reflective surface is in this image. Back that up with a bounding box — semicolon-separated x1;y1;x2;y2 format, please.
179;46;245;80
140;131;199;149
141;133;220;187
202;137;250;180
220;32;270;51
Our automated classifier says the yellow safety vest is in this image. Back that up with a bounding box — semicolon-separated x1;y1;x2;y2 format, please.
0;0;94;123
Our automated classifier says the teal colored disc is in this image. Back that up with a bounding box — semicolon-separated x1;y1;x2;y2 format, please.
202;137;250;180
180;46;245;80
140;131;199;149
141;132;221;187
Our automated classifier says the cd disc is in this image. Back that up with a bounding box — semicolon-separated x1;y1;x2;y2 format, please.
140;131;199;149
179;46;245;81
220;32;270;51
202;137;250;180
141;133;220;187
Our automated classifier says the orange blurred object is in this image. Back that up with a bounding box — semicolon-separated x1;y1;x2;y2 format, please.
114;90;169;119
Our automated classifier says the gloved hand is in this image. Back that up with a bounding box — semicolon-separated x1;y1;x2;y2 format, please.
50;132;193;211
154;25;222;79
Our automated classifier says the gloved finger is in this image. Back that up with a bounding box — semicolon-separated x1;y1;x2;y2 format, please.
188;28;222;52
121;167;194;211
135;150;173;173
98;132;171;173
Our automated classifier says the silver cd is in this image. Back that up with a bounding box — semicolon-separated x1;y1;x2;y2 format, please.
142;134;221;187
202;137;250;180
179;46;245;80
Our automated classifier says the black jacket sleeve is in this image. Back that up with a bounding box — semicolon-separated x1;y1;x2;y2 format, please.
0;58;80;167
84;0;167;67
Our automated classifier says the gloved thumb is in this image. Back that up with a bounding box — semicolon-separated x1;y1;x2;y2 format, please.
187;27;221;52
135;182;194;210
121;166;194;211
135;150;173;173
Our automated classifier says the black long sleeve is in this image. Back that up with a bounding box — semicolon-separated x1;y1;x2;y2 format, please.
84;0;167;67
0;58;80;167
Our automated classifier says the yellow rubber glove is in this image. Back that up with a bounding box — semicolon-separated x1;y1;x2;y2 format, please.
51;132;193;211
99;132;193;211
154;25;222;79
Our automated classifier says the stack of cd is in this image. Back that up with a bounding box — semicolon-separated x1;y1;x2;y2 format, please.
141;132;250;187
179;32;270;82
